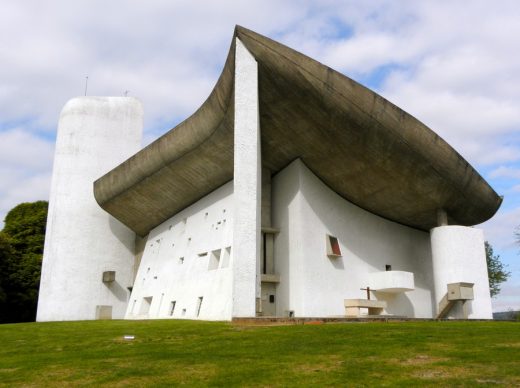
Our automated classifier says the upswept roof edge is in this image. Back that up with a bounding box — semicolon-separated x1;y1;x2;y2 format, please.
94;26;502;236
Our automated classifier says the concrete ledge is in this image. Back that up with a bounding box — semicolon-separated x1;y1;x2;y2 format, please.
231;316;494;326
261;274;280;283
344;299;387;308
369;271;415;293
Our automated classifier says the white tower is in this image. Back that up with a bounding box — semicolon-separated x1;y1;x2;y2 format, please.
37;97;143;321
430;225;493;319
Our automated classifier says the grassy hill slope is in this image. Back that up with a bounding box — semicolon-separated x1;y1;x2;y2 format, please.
0;320;518;386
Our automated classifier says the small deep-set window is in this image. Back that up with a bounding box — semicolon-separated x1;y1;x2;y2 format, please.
169;301;176;316
102;271;115;283
220;246;231;268
208;249;221;270
139;296;153;315
326;234;342;257
386;264;392;271
179;257;184;264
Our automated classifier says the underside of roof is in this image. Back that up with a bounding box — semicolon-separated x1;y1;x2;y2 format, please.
94;26;502;237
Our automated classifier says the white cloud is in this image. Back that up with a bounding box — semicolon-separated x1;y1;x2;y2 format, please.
276;1;520;170
0;171;52;211
0;0;310;131
480;207;520;251
0;128;54;171
490;166;520;180
0;0;312;225
0;129;54;226
321;34;412;74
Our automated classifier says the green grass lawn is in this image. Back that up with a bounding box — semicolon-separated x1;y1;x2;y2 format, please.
0;320;518;387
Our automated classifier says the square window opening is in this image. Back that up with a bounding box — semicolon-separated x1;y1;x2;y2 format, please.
326;234;342;257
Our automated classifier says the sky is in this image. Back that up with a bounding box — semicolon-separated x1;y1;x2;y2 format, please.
1;0;518;312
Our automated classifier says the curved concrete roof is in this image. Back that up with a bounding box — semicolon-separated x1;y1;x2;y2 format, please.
94;26;502;237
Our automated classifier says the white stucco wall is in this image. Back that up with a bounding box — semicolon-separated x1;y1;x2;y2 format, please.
272;159;435;318
126;182;234;321
232;38;261;317
37;97;143;321
430;226;492;319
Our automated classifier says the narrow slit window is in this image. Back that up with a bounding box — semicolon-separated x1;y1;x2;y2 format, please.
169;301;176;316
262;233;267;274
196;297;203;317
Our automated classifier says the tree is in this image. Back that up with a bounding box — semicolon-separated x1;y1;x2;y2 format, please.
3;201;47;255
0;233;17;305
485;241;510;298
0;201;48;323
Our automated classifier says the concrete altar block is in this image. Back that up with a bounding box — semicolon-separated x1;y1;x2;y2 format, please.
344;299;387;317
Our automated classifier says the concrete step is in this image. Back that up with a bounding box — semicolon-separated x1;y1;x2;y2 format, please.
437;293;456;319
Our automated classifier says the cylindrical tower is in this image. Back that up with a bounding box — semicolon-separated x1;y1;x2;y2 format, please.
430;225;493;319
37;97;143;321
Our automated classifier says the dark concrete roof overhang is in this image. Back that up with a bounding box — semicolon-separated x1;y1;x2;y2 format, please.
94;26;502;237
